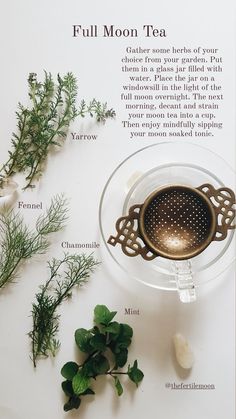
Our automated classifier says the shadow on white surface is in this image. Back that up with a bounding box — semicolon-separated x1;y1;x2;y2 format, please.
0;407;23;419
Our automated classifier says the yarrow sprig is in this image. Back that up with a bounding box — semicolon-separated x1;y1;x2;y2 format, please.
0;72;115;189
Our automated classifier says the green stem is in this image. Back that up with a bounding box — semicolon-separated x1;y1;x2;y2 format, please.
0;254;23;289
54;263;92;308
1;112;28;179
31;84;38;109
106;371;128;375
23;112;68;189
31;260;65;367
33;305;56;367
0;225;44;289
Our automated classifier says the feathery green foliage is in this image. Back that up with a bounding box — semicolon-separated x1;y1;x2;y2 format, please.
0;72;115;189
0;194;68;290
29;253;99;367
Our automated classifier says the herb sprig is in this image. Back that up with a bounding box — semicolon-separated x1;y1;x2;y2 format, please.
0;72;115;189
29;253;99;367
61;305;144;412
78;99;116;123
0;194;68;290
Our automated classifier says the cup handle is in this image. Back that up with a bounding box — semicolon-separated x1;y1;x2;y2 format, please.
172;260;196;303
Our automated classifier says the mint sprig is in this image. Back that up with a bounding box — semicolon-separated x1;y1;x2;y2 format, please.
61;305;144;412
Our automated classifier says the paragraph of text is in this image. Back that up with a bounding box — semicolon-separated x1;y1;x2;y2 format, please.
120;46;223;140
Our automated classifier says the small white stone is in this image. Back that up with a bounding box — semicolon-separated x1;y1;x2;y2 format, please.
173;333;194;369
0;179;18;210
0;179;18;197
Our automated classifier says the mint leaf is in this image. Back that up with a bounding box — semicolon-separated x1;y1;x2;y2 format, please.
61;362;78;380
64;396;81;411
75;328;93;353
81;388;95;396
61;305;144;413
109;323;133;353
90;326;100;334
92;354;110;374
120;323;133;339
61;380;74;397
115;348;128;368
104;321;120;336
94;305;117;325
81;359;97;378
116;337;132;351
128;360;144;387
90;333;107;351
82;354;109;377
72;372;90;395
114;376;123;396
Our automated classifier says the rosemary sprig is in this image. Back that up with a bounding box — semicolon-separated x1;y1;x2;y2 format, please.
0;194;68;290
29;253;99;367
0;72;115;189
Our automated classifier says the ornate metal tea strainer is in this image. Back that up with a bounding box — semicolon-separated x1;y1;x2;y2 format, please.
108;183;236;301
108;183;236;260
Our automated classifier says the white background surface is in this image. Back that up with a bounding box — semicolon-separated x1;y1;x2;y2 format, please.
0;1;235;419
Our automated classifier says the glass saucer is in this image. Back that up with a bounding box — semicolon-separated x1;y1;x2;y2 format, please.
99;142;236;291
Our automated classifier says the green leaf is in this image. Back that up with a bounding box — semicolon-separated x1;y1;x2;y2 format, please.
120;323;133;339
90;333;107;351
64;395;81;411
94;305;117;325
92;354;110;374
109;339;131;355
117;338;132;351
61;362;78;380
81;388;95;395
109;323;133;354
81;359;97;378
128;360;144;387
75;328;93;353
82;353;110;377
90;326;100;334
115;348;128;368
104;321;120;336
61;380;74;397
114;376;123;396
72;372;90;395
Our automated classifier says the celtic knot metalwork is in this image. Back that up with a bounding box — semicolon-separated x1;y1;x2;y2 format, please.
197;183;236;241
107;204;157;261
108;184;236;261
